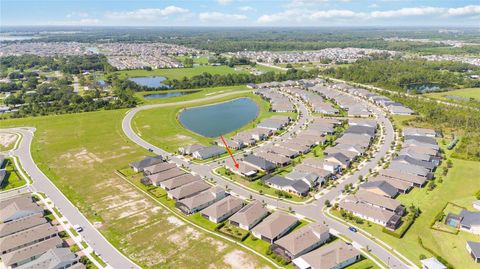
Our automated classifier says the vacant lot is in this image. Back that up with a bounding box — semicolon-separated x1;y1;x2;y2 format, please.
0;132;17;151
116;65;246;81
1;110;271;269
426;88;480;102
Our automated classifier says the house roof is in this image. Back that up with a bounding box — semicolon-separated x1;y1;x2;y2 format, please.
359;181;398;198
467;241;480;258
161;174;201;190
0;195;42;222
265;175;310;194
292;240;360;269
339;200;395;224
178;187;224;210
301;158;325;169
394;155;436;170
404;135;437;145
0;214;47;238
229;201;268;228
251;212;298;240
389;161;430;177
369;175;412;192
460;210;480;227
201;196;244;219
168;179;211;199
193;146;226;158
143;162;177;175
0;237;62;267
381;169;427;186
263;146;298;158
15;247;78;269
274;223;329;256
244;154;275;171
345;125;375;137
129;155;163;169
346;190;402;212
324;152;351;165
255;152;291;165
403;127;436;137
420;257;447;269
0;223;58;254
148;167;186;184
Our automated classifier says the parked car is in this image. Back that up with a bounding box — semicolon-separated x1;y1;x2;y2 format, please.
73;224;83;232
148;148;154;152
348;226;357;233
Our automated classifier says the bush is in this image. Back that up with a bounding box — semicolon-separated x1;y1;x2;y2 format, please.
266;249;272;255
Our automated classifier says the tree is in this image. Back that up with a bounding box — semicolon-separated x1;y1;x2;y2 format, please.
324;200;331;207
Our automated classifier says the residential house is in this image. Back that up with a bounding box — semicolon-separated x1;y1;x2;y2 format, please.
292;240;361;269
0;214;47;238
0;223;58;254
178;144;205;155
229;201;269;230
264;175;310;197
14;247;82;269
129;155;163;172
285;171;320;188
459;210;480;235
201;196;244;223
143;162;177;176
255;152;291;167
380;169;427;187
0;195;43;223
192;146;226;160
403;127;437;138
147;168;186;186
420;257;447;269
176;187;226;215
466;241;480;263
167;180;211;201
359;181;399;198
324;152;351;169
244;154;276;172
160;174;201;191
251;212;299;243
339;200;401;229
0;237;63;268
270;223;330;262
345;190;404;215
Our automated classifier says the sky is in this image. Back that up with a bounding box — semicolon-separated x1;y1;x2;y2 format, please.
1;0;480;27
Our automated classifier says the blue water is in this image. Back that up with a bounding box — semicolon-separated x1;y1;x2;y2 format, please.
144;91;198;99
128;76;170;88
179;98;259;137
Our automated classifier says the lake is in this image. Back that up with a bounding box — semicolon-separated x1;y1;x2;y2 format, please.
179;98;259;137
128;76;170;88
144;91;198;99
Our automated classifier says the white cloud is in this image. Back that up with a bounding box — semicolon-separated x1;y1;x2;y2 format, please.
447;5;480;16
286;0;329;8
199;12;247;22
257;8;363;24
311;9;364;19
217;0;232;5
105;6;189;20
369;4;379;8
66;12;89;18
239;6;256;12
370;7;444;18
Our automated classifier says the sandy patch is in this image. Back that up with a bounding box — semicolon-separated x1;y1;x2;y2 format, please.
0;133;17;148
185;226;201;240
223;250;256;269
167;216;185;227
93;221;103;229
205;237;228;252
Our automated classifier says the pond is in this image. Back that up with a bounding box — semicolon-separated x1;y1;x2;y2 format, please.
178;98;259;137
408;84;442;93
144;91;199;99
128;76;170;88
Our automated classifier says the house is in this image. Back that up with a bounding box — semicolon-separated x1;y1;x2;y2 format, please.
0;214;47;238
345;125;376;138
324;152;351;169
345;190;404;215
192;146;226;160
459;210;480;235
178;144;205;155
394;155;436;171
404;135;437;146
0;237;63;268
13;247;82;269
292;240;361;269
264;175;310;197
380;169;427;187
0;223;58;254
251;212;299;243
388;161;433;179
285;171;320;188
348;118;377;128
143;162;177;176
420;257;447;269
225;159;258;177
263;146;299;159
160;174;201;191
388;105;415;115
466;241;480;263
255;152;291;166
0;169;6;186
129;155;163;172
200;196;244;223
229;201;269;230
175;187;226;215
359;181;399;198
403;127;437;138
167;180;211;201
278;141;310;154
339;200;401;229
0;195;43;223
270;223;330;262
244;154;276;172
147;168;187;186
257;116;291;131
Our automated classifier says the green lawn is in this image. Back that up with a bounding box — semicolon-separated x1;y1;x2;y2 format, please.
0;158;26;191
133;91;295;152
0;110;271;268
344;258;379;269
426;88;480;101
115;65;246;81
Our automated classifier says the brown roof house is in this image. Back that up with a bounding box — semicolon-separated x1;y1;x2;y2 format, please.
229;201;269;230
0;223;58;255
167;180;211;201
270;223;330;262
0;214;47;238
200;196;244;223
292;240;361;269
176;187;226;215
0;237;63;268
251;212;299;243
0;195;43;223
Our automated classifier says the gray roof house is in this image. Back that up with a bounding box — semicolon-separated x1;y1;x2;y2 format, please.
394;155;436;171
15;247;81;269
0;223;58;255
200;196;244;223
359;181;399;198
380;169;427;187
345;125;376;137
0;195;43;223
264;175;310;197
160;174;201;191
0;237;63;268
389;161;432;179
420;257;447;269
178;144;205;155
404;135;437;146
143;162;177;176
324;152;351;168
255;152;291;166
285;171;320;188
339;200;401;229
192;146;226;160
167;180;211;201
466;241;480;263
403;127;436;138
147;167;187;186
459;210;480;235
229;201;269;230
244;154;276;172
0;169;6;186
345;190;404;215
0;214;47;238
176;187;226;215
129;155;163;172
292;240;361;269
270;223;330;262
251;212;299;243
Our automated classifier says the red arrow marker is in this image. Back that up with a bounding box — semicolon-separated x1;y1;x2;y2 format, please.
220;135;239;169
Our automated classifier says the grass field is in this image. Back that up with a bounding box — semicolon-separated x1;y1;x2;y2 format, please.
0;110;271;269
425;88;480;101
0;158;26;191
133;91;295;152
115;65;246;81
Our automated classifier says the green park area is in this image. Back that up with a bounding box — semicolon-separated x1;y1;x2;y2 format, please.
0;158;26;191
115;65;247;81
426;87;480;102
0;110;271;269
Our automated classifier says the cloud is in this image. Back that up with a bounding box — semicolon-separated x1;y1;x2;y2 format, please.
311;9;364;19
217;0;232;5
79;18;100;24
199;12;247;22
447;5;480;16
257;8;363;24
369;4;379;8
370;7;444;18
105;6;189;20
66;12;89;18
285;0;329;8
239;6;256;12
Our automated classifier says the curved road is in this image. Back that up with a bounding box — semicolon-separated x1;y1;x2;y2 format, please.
122;89;416;269
1;127;139;269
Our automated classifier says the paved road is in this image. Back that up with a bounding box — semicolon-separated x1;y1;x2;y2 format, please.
122;88;414;269
1;127;139;269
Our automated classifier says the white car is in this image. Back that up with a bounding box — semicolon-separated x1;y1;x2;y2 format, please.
73;224;83;232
